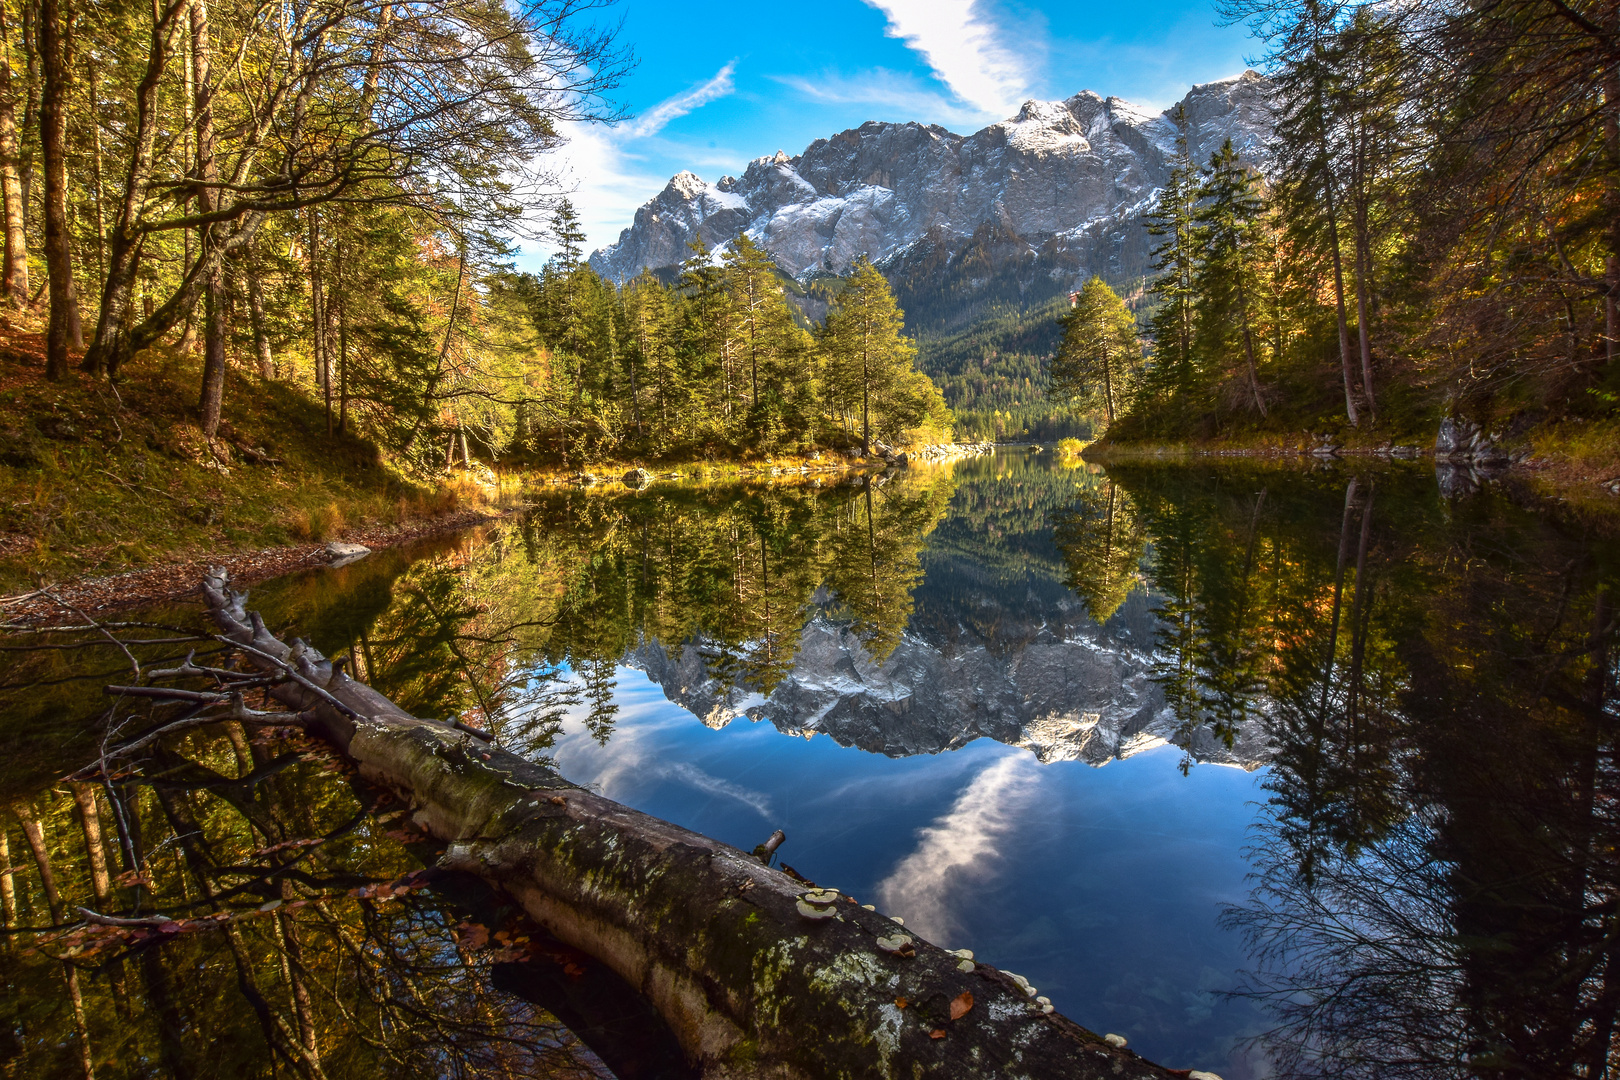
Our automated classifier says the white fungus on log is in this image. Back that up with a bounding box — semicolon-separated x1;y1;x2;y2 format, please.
1104;1034;1128;1049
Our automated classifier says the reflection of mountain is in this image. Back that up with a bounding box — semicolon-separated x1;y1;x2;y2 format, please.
626;590;1274;769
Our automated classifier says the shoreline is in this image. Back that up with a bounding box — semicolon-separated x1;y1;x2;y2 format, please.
0;447;986;625
0;504;521;625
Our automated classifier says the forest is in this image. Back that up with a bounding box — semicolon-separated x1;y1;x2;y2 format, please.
1051;0;1620;455
0;0;947;481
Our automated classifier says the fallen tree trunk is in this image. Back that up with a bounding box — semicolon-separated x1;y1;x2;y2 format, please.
196;570;1183;1080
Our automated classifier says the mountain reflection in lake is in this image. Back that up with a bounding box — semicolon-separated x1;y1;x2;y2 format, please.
1;450;1616;1079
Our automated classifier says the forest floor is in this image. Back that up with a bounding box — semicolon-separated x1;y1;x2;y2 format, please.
0;324;519;605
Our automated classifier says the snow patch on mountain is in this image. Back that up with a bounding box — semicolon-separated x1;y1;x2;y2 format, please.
590;71;1274;290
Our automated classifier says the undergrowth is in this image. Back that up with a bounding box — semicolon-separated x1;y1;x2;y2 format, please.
0;329;505;591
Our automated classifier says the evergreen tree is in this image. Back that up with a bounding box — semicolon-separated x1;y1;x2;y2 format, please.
1050;277;1140;427
1192;140;1269;418
1143;104;1199;416
820;258;947;452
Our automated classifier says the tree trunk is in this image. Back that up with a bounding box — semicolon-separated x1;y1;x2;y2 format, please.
308;210;329;437
0;824;15;930
337;277;348;433
39;0;79;378
195;571;1184;1080
70;782;111;906
17;809;63;924
80;0;197;378
1234;272;1267;418
247;259;273;377
0;6;28;309
193;0;224;438
1312;42;1359;426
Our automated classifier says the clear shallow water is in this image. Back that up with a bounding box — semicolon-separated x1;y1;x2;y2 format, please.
2;449;1616;1080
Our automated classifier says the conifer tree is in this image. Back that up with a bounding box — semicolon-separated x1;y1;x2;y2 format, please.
1050;277;1140;427
1143;104;1199;414
1192;140;1268;417
720;234;815;449
821;258;945;452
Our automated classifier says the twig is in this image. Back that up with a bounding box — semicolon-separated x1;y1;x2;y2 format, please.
76;906;175;928
43;589;141;680
106;686;226;704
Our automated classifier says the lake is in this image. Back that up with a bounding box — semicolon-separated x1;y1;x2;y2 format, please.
2;449;1614;1080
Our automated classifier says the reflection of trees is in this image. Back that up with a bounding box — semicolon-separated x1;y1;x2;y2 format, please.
822;475;955;662
2;719;603;1079
1126;463;1620;1079
1050;477;1147;623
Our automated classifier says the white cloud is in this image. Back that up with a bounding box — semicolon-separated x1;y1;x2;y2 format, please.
524;62;739;266
770;68;991;130
874;753;1040;943
622;61;737;140
861;0;1033;117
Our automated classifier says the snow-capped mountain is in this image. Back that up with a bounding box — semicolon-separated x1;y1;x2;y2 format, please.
589;71;1272;320
623;591;1272;771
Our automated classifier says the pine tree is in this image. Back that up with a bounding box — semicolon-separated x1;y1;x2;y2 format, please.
1050;277;1140;427
720;234;815;449
1143;104;1199;415
820;258;945;452
1192;140;1268;417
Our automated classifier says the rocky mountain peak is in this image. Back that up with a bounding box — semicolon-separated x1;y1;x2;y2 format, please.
589;71;1273;310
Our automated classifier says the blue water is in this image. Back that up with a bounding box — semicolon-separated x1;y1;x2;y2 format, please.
551;667;1271;1078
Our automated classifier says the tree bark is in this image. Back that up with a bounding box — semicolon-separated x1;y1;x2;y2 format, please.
247;258;273;378
197;570;1183;1080
193;0;225;438
0;4;28;309
39;0;80;378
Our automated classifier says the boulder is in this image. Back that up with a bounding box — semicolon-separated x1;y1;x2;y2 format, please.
323;541;371;567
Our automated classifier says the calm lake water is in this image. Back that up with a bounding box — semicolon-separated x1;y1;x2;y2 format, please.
1;449;1615;1079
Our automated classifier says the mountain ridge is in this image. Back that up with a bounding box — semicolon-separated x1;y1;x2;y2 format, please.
589;71;1274;332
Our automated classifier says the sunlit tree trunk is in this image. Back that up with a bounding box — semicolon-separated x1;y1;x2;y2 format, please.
194;0;225;438
0;824;15;930
39;0;82;378
71;782;111;905
0;5;28;309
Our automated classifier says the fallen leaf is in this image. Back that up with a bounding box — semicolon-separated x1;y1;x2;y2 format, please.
457;923;489;949
929;1029;946;1040
894;997;908;1009
949;991;973;1020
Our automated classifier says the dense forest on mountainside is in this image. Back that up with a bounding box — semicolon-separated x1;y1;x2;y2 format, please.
1050;0;1620;458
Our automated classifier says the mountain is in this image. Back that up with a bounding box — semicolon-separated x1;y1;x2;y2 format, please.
623;592;1271;770
589;72;1273;337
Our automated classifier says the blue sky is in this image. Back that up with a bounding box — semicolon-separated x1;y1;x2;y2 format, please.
531;0;1256;264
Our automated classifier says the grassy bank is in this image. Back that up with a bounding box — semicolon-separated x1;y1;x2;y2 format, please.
0;327;514;593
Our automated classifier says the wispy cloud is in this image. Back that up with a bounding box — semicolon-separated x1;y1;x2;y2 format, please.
532;62;740;262
770;68;989;130
861;0;1033;117
622;61;737;140
874;753;1040;944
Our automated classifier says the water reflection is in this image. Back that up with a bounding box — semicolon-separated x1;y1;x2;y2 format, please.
1096;462;1619;1079
3;452;1616;1078
0;720;636;1078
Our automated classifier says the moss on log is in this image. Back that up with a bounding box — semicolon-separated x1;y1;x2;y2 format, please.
200;570;1184;1080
